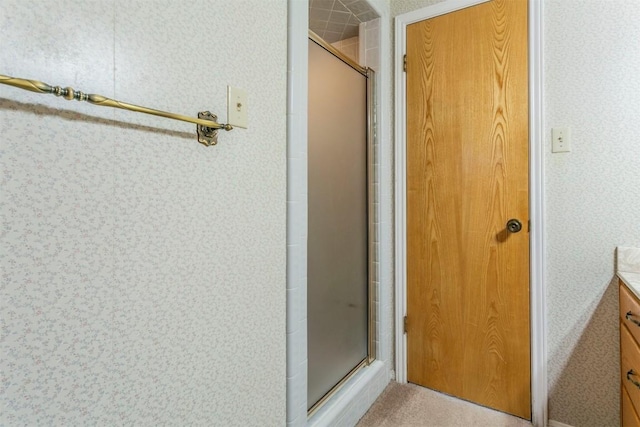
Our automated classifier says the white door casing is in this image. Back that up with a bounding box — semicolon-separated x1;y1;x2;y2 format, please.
393;0;546;425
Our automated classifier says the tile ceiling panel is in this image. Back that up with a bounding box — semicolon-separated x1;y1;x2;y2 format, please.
309;0;379;43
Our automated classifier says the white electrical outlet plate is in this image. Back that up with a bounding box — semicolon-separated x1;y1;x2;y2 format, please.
552;127;571;153
227;86;248;129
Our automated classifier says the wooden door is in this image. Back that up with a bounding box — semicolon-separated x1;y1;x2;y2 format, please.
406;0;530;419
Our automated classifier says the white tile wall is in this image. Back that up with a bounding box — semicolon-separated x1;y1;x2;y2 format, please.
332;36;360;63
362;19;380;72
360;16;392;369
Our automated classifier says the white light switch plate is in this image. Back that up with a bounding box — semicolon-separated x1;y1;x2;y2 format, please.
552;127;571;153
227;86;248;129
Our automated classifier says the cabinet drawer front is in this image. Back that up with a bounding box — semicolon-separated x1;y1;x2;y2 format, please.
623;385;640;427
621;283;640;345
621;323;640;409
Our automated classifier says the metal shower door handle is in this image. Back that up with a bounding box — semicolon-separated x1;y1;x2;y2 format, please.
506;219;522;233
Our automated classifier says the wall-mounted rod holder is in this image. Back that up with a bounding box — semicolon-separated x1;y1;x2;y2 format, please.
0;73;233;146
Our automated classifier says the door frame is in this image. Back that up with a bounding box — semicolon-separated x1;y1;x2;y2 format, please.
393;0;546;426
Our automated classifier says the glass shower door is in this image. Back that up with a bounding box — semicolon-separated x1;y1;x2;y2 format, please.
307;37;371;411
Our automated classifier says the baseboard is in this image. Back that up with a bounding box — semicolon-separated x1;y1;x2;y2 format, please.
548;420;575;427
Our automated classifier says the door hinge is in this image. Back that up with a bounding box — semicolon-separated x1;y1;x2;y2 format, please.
528;220;531;232
403;54;407;72
403;315;408;334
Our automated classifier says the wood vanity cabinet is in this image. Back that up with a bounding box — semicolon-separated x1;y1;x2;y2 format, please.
620;280;640;426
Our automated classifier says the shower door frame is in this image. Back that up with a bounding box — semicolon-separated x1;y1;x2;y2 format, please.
306;30;377;417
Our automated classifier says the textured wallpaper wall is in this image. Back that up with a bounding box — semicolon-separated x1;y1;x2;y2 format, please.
392;0;442;15
544;0;640;425
0;1;287;425
392;0;640;426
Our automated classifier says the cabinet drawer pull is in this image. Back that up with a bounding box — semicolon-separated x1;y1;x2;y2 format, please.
627;370;640;390
626;311;640;327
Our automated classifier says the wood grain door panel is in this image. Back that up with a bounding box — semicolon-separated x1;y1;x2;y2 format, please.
406;0;530;419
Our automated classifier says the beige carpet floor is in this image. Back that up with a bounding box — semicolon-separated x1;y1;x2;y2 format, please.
357;382;532;427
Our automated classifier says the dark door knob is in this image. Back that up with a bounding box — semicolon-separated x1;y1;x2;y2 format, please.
506;219;522;233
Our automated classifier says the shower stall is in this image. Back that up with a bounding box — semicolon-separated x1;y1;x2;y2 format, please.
307;33;375;414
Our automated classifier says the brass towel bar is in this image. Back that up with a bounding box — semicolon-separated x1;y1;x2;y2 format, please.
0;73;232;146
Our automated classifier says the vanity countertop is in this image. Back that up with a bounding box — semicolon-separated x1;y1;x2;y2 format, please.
619;271;640;300
617;246;640;300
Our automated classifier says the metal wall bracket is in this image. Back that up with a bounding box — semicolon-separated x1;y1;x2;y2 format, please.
197;111;222;146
